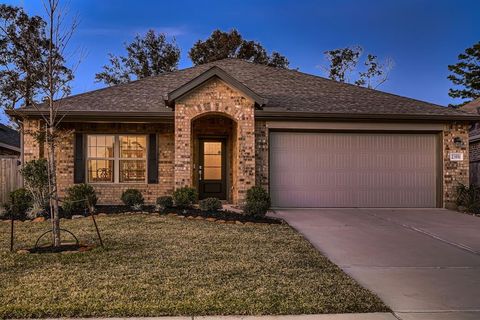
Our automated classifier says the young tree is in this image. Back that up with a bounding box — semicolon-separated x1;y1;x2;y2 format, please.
322;46;393;89
188;29;289;68
448;41;480;105
95;29;180;86
0;5;48;118
35;0;76;247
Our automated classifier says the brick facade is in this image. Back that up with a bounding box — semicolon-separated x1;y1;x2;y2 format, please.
23;120;175;204
255;120;268;190
174;78;256;204
443;122;470;208
20;98;470;208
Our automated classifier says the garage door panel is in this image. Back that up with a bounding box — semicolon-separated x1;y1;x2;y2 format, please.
270;132;438;208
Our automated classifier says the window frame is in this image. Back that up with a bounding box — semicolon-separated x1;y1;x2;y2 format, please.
86;134;148;184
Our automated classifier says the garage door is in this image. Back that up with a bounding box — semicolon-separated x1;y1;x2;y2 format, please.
269;132;438;208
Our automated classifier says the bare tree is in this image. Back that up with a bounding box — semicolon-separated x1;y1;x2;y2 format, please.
34;0;77;247
355;54;394;89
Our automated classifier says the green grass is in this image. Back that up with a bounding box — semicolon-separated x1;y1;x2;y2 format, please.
0;214;388;318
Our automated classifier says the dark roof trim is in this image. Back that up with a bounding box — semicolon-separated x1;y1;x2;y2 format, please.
165;66;268;107
255;110;480;122
0;141;20;152
7;110;173;123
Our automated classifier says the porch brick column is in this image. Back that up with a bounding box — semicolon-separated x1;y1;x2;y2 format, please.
174;103;192;188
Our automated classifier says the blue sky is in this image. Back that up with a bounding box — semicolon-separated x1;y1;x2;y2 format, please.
1;0;479;123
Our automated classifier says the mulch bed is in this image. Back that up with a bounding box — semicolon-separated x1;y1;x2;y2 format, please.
21;243;95;254
92;205;281;224
2;205;281;225
161;207;281;224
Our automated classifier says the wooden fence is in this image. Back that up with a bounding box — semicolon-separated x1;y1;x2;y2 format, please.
0;157;22;205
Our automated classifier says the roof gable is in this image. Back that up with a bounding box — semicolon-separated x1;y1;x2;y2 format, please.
165;66;268;107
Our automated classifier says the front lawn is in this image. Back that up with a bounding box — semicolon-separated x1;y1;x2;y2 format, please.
0;214;388;318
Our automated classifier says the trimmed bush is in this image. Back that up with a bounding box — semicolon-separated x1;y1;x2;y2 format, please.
121;189;144;207
199;197;222;212
173;187;197;208
456;184;480;214
156;196;173;209
63;184;98;214
7;188;32;218
20;159;49;211
243;186;271;218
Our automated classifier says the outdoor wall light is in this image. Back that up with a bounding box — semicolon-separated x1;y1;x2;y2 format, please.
453;137;465;148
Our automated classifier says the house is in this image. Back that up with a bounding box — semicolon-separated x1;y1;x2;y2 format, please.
9;59;479;208
0;123;20;158
461;98;480;185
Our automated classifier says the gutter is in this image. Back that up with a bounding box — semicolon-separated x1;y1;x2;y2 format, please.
255;110;480;122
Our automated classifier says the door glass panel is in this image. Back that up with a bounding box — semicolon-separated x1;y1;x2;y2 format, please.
203;142;222;180
204;167;221;180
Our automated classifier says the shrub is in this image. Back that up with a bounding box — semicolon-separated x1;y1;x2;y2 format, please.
63;184;98;214
199;197;222;212
20;159;49;211
243;186;271;218
456;184;480;214
7;188;33;218
156;196;173;210
121;189;144;207
173;187;197;208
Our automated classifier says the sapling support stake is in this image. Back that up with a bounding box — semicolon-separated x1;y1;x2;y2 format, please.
10;212;14;252
86;199;104;248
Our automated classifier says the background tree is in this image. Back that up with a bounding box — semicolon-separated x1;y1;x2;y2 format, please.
323;46;362;83
355;54;394;89
322;45;393;89
95;29;180;86
0;5;48;121
188;29;289;68
448;41;480;106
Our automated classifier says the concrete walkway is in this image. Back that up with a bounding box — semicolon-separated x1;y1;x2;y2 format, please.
273;208;480;320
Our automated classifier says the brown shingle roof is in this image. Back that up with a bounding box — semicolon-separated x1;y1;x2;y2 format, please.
0;124;20;148
461;98;480;114
16;58;476;119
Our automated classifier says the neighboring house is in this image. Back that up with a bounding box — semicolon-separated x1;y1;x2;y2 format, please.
8;59;479;208
0;123;20;158
461;98;480;185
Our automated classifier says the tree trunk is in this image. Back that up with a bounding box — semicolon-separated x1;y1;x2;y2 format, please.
48;124;61;247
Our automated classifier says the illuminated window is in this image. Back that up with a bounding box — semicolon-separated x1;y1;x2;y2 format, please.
87;135;114;183
119;135;147;183
86;134;147;183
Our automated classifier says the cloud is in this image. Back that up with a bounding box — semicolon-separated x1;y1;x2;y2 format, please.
79;26;188;38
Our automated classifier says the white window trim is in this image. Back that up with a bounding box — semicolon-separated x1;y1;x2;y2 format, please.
86;134;148;184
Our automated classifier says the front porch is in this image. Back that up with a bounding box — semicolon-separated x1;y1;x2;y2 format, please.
173;77;257;204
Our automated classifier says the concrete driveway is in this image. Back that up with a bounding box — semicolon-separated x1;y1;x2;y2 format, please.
273;208;480;320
